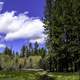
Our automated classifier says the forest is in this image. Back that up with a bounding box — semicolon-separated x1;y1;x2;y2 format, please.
0;0;80;80
44;0;80;72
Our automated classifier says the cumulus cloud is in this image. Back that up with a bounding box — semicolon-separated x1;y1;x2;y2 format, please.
0;44;6;48
29;34;46;43
0;11;46;43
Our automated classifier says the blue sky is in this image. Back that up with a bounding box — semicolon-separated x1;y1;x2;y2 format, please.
0;0;46;52
1;0;45;17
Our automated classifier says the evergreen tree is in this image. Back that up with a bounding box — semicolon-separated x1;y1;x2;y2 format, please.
45;0;80;72
3;47;12;56
25;46;30;57
20;45;26;57
39;48;46;58
28;43;33;55
34;42;39;55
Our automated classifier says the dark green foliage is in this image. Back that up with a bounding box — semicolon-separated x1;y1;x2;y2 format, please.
34;42;39;55
3;47;12;56
28;43;33;55
44;0;80;72
39;74;54;80
39;48;46;58
20;45;26;57
25;45;30;57
20;42;47;58
39;59;46;70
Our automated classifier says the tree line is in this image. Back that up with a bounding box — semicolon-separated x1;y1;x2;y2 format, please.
2;42;46;58
0;42;46;71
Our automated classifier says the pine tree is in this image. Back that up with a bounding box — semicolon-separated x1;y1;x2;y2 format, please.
45;0;80;72
28;43;33;55
20;45;26;57
3;47;12;56
34;42;39;55
39;48;46;58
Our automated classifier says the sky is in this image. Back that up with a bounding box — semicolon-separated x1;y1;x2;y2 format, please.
0;0;46;52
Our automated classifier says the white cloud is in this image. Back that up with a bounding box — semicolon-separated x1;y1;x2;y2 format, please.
0;11;46;43
29;34;46;43
0;44;6;48
5;19;44;40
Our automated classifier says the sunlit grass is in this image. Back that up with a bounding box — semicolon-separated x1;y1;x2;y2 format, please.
48;72;80;80
0;71;79;80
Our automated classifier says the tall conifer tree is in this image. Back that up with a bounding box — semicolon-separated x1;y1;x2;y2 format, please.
44;0;80;72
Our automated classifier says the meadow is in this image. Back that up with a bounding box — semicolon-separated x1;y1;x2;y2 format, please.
0;71;79;80
0;54;80;80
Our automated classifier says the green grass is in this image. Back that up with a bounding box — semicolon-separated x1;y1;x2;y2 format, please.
0;71;40;80
0;71;79;80
48;72;80;80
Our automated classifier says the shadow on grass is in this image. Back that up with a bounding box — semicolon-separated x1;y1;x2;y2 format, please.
39;74;56;80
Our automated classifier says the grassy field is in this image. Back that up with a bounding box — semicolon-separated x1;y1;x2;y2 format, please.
48;72;80;80
0;71;40;80
0;71;79;80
